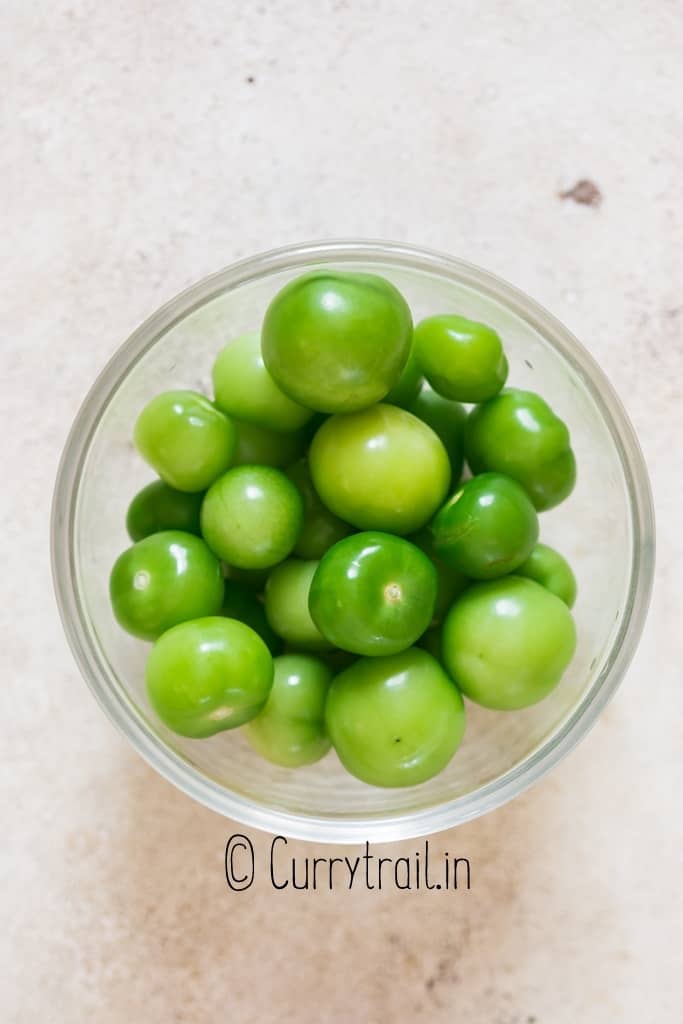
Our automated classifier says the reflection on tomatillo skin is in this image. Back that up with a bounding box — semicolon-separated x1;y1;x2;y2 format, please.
325;648;466;787
442;576;576;710
309;532;438;656
430;472;539;580
262;271;413;412
109;531;224;640
465;388;576;511
146;617;273;738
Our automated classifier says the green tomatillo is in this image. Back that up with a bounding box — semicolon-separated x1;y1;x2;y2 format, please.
109;531;224;640
465;388;576;511
516;542;577;608
261;271;412;413
245;654;333;767
201;465;303;569
134;390;236;492
325;648;466;787
231;419;309;469
413;314;508;402
212;331;314;432
126;480;204;542
309;404;451;535
429;472;539;580
407;382;467;485
442;576;576;710
221;579;283;654
383;345;423;407
264;559;332;651
409;528;468;625
146;616;273;737
308;532;438;656
285;458;352;560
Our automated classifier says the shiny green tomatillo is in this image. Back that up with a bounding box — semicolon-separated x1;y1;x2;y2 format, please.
109;530;224;641
309;532;438;656
146;616;273;737
264;559;332;651
201;465;303;569
134;390;236;492
245;654;332;767
261;271;412;413
309;404;450;535
430;472;539;580
212;331;314;431
465;388;576;511
325;648;466;787
414;314;508;402
442;576;576;710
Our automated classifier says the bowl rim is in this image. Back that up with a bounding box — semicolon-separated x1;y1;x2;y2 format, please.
51;238;656;843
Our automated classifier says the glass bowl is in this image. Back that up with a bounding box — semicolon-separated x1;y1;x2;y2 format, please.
51;240;655;843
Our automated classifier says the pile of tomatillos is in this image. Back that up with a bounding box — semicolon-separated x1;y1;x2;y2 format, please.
110;270;578;788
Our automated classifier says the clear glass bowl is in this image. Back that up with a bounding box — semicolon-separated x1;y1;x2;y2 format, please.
51;240;655;843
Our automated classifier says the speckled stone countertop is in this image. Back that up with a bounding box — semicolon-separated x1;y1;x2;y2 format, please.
3;2;682;1020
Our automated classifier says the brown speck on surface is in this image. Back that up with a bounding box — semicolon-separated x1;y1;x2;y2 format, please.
559;179;602;206
246;75;255;84
425;956;459;1000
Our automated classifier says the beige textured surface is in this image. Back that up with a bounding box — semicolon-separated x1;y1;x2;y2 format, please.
2;2;682;1021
